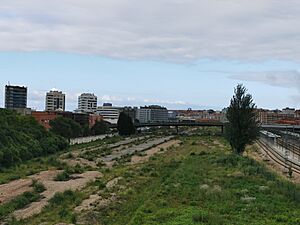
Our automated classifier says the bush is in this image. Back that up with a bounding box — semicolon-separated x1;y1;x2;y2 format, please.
54;171;71;181
31;179;46;193
0;191;40;220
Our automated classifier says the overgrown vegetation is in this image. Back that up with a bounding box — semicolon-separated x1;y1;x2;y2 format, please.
0;109;69;168
0;191;41;220
2;130;300;225
50;116;110;139
9;190;85;225
91;120;110;135
89;135;300;225
49;116;83;139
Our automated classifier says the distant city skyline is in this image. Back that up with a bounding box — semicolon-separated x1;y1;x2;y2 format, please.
1;1;300;110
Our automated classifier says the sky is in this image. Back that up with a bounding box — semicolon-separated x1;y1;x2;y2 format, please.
1;0;300;110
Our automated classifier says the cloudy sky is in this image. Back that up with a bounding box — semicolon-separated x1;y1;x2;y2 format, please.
1;0;300;110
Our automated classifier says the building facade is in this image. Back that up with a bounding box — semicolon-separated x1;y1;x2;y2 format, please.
5;85;27;109
31;111;59;129
31;111;103;129
136;105;168;123
45;90;65;111
96;104;121;124
78;93;97;113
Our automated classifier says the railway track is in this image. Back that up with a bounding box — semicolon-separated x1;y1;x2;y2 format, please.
256;139;300;175
277;138;300;156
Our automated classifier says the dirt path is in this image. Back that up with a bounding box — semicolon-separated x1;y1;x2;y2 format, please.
13;171;103;220
0;179;33;205
101;136;174;163
0;170;61;205
61;136;151;168
130;140;181;165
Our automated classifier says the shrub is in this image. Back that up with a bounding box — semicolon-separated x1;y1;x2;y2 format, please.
31;179;46;193
54;171;71;181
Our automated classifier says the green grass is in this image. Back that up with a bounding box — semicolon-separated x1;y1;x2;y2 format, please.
0;156;66;185
9;190;85;225
5;134;300;225
89;135;300;225
0;191;41;220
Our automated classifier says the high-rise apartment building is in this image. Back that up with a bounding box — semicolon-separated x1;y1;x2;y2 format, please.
45;90;65;111
78;93;97;113
136;105;168;123
5;85;27;109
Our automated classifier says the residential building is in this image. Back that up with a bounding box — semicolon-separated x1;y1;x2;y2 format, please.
168;110;178;121
175;109;224;122
257;108;298;125
78;93;97;113
136;105;168;123
45;90;65;111
5;85;27;109
282;107;295;115
96;104;121;124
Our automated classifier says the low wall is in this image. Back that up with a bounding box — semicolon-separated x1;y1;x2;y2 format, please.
70;134;114;145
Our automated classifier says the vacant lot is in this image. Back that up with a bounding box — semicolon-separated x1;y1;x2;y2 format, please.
4;134;300;225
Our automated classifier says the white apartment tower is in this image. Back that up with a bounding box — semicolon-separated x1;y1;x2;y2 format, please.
78;93;97;113
45;90;65;111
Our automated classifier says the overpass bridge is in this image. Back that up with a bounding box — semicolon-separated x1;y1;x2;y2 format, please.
109;122;300;133
110;121;226;133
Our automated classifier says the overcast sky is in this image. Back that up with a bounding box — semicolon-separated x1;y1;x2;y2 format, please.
1;0;300;110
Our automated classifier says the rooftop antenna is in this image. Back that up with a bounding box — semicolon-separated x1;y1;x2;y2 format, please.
8;81;10;85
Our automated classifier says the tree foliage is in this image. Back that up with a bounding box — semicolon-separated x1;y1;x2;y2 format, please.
49;117;82;139
225;84;260;154
0;109;69;168
91;120;109;135
117;112;136;136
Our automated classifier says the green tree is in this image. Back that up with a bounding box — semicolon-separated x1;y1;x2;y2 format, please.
49;117;82;139
91;120;109;135
117;112;136;136
225;84;260;154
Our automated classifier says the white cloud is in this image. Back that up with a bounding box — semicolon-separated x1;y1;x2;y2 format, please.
229;70;300;107
1;0;300;61
229;71;300;90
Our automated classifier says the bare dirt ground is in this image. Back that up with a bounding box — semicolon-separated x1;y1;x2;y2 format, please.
0;170;60;205
13;171;103;220
247;143;300;184
0;179;33;205
60;157;98;168
130;140;181;165
60;137;150;168
74;194;102;212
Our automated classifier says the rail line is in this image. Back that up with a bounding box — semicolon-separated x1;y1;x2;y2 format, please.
257;139;300;175
276;139;300;156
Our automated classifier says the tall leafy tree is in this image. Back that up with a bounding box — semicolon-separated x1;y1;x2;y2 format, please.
117;112;136;136
91;120;109;135
49;116;82;139
225;84;260;154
